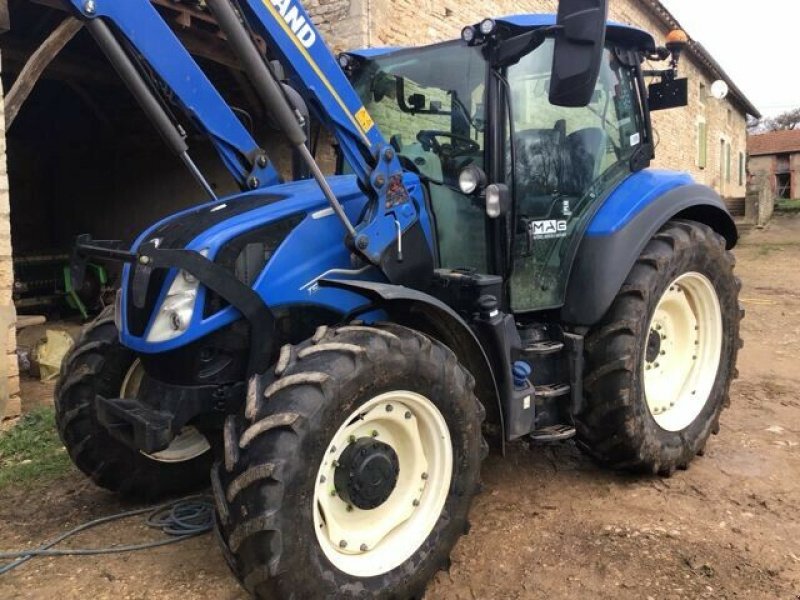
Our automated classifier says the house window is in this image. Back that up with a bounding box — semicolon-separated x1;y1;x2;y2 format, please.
739;152;745;186
699;82;708;105
697;122;707;168
727;108;732;126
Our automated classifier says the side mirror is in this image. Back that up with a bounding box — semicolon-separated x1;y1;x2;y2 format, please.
549;0;608;107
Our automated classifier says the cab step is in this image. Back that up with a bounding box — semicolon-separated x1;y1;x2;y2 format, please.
523;340;564;357
529;424;576;443
535;383;570;398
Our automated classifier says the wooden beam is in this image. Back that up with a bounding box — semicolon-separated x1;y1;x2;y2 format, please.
5;17;84;129
0;0;10;34
1;44;116;86
27;0;264;67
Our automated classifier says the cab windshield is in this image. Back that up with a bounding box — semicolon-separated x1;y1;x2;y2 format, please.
351;43;489;271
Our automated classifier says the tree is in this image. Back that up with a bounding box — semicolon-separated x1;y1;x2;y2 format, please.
750;108;800;134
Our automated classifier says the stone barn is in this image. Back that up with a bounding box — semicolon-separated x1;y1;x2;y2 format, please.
0;0;759;419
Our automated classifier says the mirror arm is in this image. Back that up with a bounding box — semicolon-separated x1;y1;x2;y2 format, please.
490;26;560;68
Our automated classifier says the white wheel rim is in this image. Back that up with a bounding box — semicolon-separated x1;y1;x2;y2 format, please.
313;391;453;577
120;360;211;463
643;272;723;432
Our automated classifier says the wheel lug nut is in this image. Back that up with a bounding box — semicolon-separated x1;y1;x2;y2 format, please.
371;430;379;437
360;544;368;552
320;475;326;484
660;350;666;356
386;404;394;413
330;446;336;454
412;499;420;507
339;540;348;549
348;435;356;443
421;472;429;480
332;460;340;468
330;489;337;497
405;411;412;420
346;505;353;512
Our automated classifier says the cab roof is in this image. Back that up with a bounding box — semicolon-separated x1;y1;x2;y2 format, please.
499;14;655;50
348;13;656;59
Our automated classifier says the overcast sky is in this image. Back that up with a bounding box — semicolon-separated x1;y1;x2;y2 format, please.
659;0;797;118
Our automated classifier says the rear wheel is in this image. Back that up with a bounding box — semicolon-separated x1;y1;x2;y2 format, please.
576;220;742;475
55;306;213;498
213;323;486;599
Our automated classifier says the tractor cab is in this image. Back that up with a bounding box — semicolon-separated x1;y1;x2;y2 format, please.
344;16;659;313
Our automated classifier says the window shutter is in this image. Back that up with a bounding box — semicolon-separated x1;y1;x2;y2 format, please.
726;143;731;182
739;152;745;186
698;122;707;168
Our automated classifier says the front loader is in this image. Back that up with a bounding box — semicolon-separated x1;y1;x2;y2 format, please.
53;0;741;597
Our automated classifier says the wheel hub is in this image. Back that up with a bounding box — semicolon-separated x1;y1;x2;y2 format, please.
334;438;400;510
645;328;662;364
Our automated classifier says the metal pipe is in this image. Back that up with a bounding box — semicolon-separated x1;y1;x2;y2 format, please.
206;0;356;238
205;0;307;146
297;145;357;239
87;19;188;157
180;152;218;201
87;19;217;201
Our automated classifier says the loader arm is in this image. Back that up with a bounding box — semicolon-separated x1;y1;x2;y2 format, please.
64;0;425;278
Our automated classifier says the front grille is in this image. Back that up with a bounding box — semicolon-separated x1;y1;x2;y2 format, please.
123;193;284;338
127;266;168;337
204;214;304;318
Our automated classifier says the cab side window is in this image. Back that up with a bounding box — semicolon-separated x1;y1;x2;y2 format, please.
507;41;643;312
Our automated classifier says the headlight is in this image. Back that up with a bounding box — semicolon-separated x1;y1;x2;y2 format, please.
146;251;207;343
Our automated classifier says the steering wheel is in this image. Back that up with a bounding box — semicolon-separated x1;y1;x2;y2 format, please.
417;131;480;158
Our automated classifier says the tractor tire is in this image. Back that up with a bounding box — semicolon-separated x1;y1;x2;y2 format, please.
575;220;742;475
213;323;486;599
55;305;213;498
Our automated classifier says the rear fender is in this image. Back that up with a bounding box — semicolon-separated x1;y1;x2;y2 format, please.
320;279;504;447
562;183;737;326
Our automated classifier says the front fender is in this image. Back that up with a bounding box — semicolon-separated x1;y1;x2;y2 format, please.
562;181;737;326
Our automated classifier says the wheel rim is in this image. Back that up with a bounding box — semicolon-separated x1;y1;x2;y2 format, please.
120;359;211;463
313;391;453;577
643;272;723;432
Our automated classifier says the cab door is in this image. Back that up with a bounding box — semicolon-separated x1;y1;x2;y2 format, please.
505;39;646;312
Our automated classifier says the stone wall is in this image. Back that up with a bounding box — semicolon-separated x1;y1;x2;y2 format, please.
322;0;751;198
792;154;800;199
0;51;20;420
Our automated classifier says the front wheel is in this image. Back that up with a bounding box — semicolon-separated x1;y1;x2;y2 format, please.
213;323;486;599
55;306;213;498
576;220;742;475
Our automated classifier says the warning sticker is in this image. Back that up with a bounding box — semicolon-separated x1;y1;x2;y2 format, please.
355;107;375;133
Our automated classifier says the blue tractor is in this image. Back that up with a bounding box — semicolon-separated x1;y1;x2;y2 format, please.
55;0;741;596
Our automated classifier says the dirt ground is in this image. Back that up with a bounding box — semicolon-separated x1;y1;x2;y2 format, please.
2;216;800;599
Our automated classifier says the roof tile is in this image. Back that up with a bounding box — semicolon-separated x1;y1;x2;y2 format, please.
748;131;800;157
